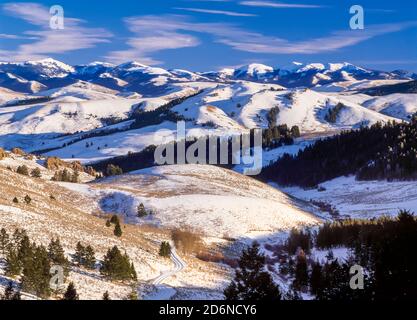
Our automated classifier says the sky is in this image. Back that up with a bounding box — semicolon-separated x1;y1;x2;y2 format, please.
0;0;417;72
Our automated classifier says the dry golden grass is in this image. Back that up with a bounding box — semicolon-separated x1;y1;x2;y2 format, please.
0;165;229;299
206;105;217;112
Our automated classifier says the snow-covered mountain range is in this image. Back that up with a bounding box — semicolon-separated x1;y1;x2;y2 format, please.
0;58;416;163
1;58;416;94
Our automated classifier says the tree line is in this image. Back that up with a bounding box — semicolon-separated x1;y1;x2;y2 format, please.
0;228;137;299
260;118;417;187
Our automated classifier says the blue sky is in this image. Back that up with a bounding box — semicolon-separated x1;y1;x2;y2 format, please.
0;0;417;71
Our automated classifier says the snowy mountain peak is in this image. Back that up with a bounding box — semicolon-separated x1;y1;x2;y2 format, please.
0;58;74;79
116;61;150;70
87;61;115;67
235;63;274;77
25;58;75;73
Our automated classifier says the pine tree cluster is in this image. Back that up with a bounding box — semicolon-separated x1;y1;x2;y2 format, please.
0;227;137;299
100;246;137;282
261;119;417;187
277;210;417;300
74;242;96;269
51;168;80;183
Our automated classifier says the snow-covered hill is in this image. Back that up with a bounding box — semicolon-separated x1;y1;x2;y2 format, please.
0;71;46;93
171;85;394;133
0;87;24;104
83;164;321;239
0;57;413;164
0;155;228;300
362;93;417;120
0;78;398;163
284;175;417;220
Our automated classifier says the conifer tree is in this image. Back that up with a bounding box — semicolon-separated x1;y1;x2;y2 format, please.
159;241;171;258
137;203;147;218
62;282;79;300
5;249;21;277
100;246;136;281
102;291;111;300
21;245;51;298
310;261;323;296
74;242;85;265
293;249;309;290
48;238;69;277
224;242;281;300
114;221;123;238
12;197;18;204
110;215;119;224
0;228;9;255
17;235;33;269
130;261;137;281
84;245;96;269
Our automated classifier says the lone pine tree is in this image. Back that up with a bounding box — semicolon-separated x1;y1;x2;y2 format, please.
63;282;79;300
48;238;70;277
114;221;123;237
159;241;171;258
0;228;9;255
137;203;147;218
102;291;111;300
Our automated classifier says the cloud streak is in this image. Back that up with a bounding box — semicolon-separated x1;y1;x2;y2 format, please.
239;1;324;8
0;2;112;62
106;15;417;65
174;7;257;17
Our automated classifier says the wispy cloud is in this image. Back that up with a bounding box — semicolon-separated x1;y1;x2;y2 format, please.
0;2;112;61
0;33;35;39
107;15;417;65
218;21;417;54
105;16;201;65
239;1;324;8
174;7;257;17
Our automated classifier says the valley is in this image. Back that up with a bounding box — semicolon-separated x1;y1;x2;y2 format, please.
0;58;416;300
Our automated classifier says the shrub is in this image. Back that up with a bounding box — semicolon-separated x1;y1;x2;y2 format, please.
106;164;123;176
11;148;25;156
30;168;42;178
45;157;65;170
24;195;31;205
0;148;7;160
172;229;203;254
16;165;29;176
